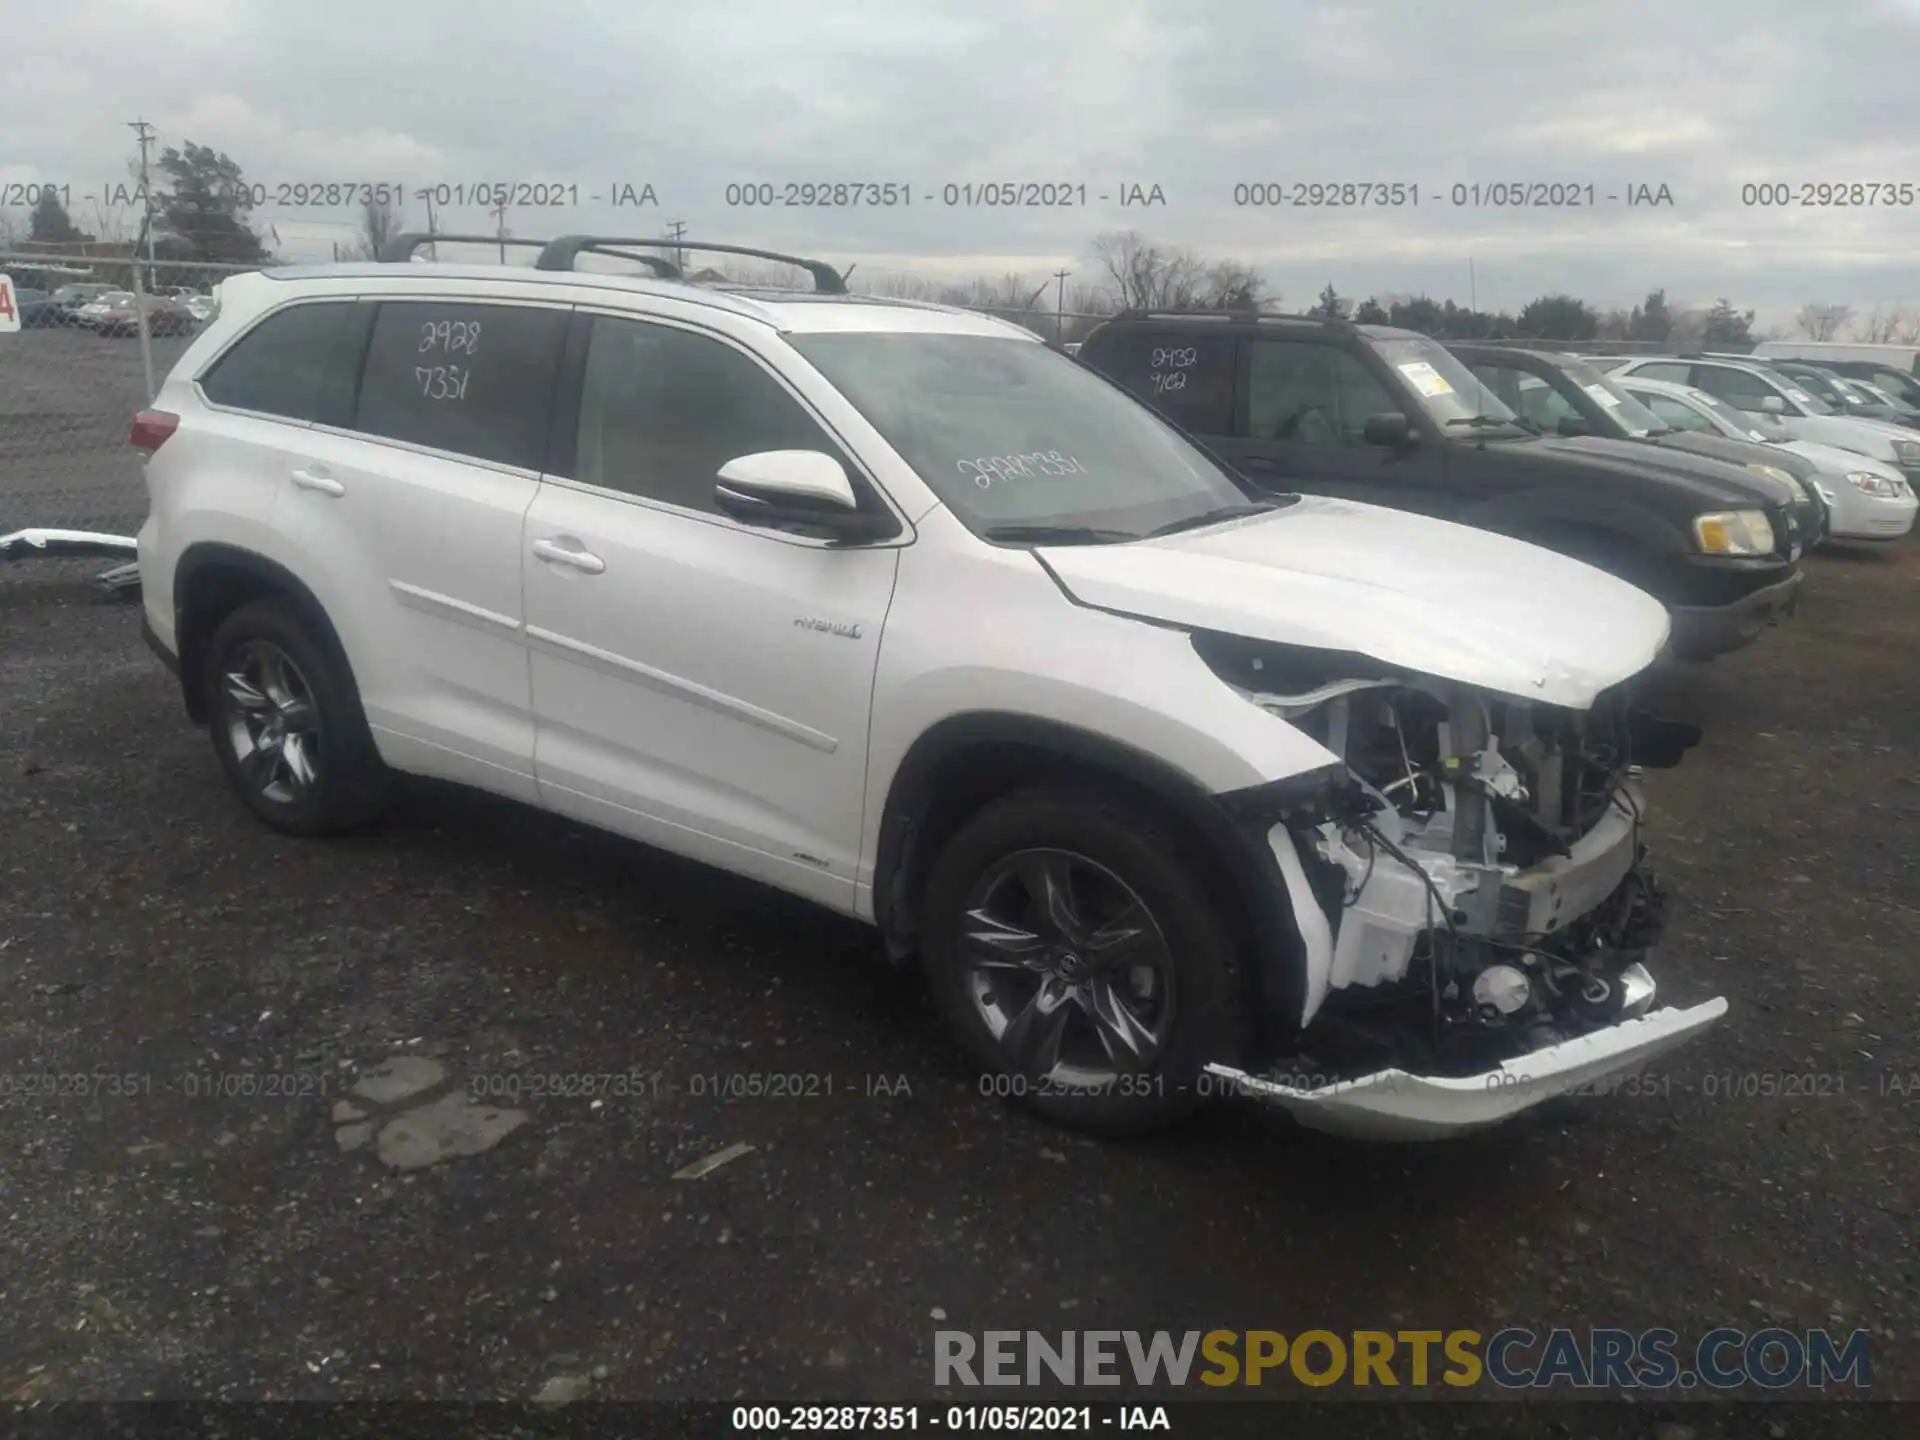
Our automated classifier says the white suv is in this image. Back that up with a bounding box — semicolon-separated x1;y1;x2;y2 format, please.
133;235;1726;1141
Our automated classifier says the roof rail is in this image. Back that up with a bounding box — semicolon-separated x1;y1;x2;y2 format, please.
536;236;849;294
1110;307;1345;326
374;233;552;264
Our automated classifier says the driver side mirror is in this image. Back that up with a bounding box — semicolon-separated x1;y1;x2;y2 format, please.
1556;415;1592;437
1361;412;1414;448
714;450;898;542
1760;395;1787;414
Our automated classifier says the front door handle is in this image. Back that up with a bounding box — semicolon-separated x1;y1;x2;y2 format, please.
531;538;606;574
291;468;345;496
1240;456;1276;472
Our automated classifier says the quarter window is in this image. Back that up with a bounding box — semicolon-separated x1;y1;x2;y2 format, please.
1101;333;1236;434
200;301;358;422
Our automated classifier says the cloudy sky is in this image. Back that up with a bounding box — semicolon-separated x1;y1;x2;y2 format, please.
7;0;1920;329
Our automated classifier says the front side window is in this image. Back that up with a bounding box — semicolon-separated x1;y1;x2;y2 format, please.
1691;364;1796;415
352;301;570;470
789;331;1258;539
1626;361;1691;383
200;301;359;422
1639;394;1713;433
1247;340;1402;444
567;315;853;515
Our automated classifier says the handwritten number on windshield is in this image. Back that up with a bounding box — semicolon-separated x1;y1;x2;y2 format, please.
957;452;1089;489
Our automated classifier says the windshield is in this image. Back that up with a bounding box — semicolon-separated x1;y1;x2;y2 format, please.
1560;360;1667;436
1862;369;1920;406
1777;366;1853;407
1367;335;1530;433
1755;368;1835;415
788;332;1267;540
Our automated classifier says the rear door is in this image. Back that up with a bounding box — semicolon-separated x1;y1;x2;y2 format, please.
1211;335;1453;513
286;296;570;799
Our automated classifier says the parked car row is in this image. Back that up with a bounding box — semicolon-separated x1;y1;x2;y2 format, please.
1072;314;1917;667
131;237;1744;1148
2;280;216;335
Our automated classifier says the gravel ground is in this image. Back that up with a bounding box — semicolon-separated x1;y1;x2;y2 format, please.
0;536;1915;1433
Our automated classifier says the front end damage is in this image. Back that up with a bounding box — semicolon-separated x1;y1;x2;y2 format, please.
1200;634;1727;1141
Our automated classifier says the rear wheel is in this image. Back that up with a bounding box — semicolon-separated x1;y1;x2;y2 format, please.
921;787;1247;1135
203;599;391;836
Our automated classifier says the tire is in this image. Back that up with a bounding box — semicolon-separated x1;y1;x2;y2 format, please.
920;786;1249;1136
201;598;392;836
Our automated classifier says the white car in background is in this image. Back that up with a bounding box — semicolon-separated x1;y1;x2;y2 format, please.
1616;376;1916;543
1607;355;1920;485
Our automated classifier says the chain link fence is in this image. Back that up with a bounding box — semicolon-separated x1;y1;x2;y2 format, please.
1;253;258;553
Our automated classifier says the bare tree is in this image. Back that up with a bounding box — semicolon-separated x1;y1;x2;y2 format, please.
1795;303;1852;340
1894;308;1920;345
0;209;19;247
352;197;405;260
863;271;941;301
1665;306;1708;351
1851;304;1905;343
1201;260;1271;310
1092;230;1208;309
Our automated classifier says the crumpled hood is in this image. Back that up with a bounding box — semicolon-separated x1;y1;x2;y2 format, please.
1037;497;1672;709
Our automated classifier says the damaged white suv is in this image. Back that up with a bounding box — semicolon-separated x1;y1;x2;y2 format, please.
135;235;1727;1141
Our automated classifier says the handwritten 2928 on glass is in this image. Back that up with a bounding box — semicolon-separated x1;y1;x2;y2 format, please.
415;318;478;401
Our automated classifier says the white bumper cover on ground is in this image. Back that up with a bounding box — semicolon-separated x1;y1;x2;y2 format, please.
1204;993;1729;1141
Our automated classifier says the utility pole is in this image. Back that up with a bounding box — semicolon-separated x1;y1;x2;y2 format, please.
127;119;157;273
1053;268;1071;345
491;198;509;263
415;188;439;261
666;219;687;273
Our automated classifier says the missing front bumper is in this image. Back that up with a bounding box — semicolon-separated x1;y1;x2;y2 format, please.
1204;988;1727;1142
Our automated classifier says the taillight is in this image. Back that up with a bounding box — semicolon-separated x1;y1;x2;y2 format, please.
131;410;179;451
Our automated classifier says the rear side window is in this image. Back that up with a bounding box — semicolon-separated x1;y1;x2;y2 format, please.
200;301;358;421
352;301;569;470
1092;331;1236;434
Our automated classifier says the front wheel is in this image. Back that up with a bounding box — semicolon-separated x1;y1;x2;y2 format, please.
920;788;1249;1135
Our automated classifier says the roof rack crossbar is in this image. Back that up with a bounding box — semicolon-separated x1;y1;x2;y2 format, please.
375;233;551;264
535;236;848;293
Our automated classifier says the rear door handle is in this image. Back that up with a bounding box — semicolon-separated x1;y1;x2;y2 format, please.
291;468;345;496
1240;456;1277;472
531;538;606;574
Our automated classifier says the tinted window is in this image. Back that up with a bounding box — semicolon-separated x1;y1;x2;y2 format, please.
1628;362;1691;383
1248;340;1399;444
1691;364;1780;413
352;301;568;469
569;316;844;513
1099;331;1236;434
200;301;358;422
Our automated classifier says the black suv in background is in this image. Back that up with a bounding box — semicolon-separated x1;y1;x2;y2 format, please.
1449;343;1830;544
1077;311;1804;662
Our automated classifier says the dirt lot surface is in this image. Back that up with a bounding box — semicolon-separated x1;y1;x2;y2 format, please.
1;536;1915;1434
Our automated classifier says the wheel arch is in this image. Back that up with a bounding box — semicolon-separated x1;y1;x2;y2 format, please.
871;711;1306;1055
172;542;359;725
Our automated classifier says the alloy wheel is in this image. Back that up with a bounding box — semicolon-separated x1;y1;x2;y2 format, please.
958;847;1177;1088
218;640;323;805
